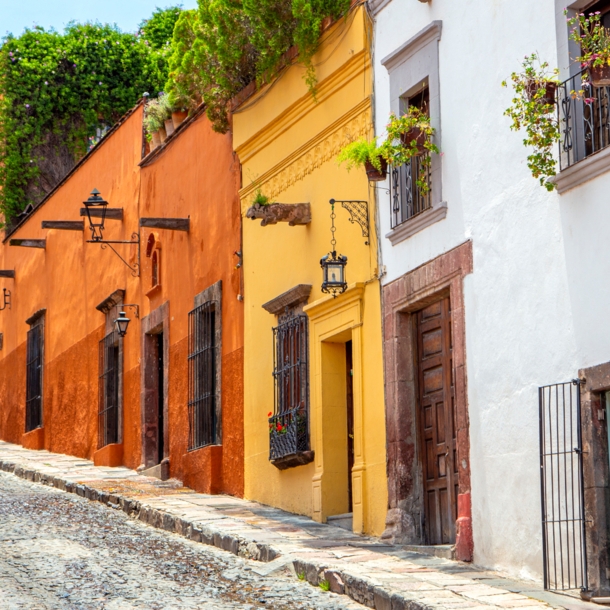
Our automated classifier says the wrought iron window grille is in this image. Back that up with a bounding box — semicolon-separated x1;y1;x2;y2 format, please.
390;155;432;229
25;324;43;432
558;70;610;171
188;300;217;450
98;330;120;448
269;312;310;462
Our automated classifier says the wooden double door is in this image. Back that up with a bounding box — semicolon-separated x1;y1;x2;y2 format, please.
415;297;458;545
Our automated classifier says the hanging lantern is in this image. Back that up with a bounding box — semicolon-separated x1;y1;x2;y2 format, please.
114;310;130;337
83;188;108;241
320;201;348;297
321;251;348;296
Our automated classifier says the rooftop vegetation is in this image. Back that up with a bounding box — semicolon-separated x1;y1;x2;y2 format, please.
0;7;181;225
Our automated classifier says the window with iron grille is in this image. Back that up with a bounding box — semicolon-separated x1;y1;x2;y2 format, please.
98;331;120;448
188;300;217;449
269;313;310;461
25;323;43;432
391;86;432;229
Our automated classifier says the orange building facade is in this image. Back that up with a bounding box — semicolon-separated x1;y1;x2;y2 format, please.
0;102;244;497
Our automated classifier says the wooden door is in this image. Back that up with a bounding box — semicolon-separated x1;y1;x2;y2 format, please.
416;297;457;545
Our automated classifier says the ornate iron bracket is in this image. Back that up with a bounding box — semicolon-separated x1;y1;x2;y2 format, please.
113;303;140;318
330;199;370;245
87;232;140;277
0;288;11;311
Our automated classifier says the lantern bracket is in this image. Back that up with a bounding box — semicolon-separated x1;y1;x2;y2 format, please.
0;289;11;311
114;303;139;319
87;232;141;277
330;199;369;245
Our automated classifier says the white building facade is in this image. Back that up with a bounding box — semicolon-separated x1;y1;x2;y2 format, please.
372;0;610;595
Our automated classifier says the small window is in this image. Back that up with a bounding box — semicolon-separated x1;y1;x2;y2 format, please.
391;85;432;229
151;250;160;288
269;313;310;461
188;300;217;449
98;330;119;447
25;323;44;432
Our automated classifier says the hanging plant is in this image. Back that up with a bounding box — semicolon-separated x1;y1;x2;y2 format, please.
379;108;439;194
337;137;388;181
502;54;561;191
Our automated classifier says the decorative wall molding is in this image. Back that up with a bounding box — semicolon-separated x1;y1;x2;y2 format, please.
235;49;370;163
240;99;372;207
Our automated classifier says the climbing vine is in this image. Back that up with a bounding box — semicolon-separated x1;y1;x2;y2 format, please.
0;9;180;225
165;0;352;133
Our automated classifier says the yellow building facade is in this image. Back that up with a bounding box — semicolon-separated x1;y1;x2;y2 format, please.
234;6;387;536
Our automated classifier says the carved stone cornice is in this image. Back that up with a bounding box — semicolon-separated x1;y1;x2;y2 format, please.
262;284;313;315
240;99;372;207
246;203;311;226
96;289;125;314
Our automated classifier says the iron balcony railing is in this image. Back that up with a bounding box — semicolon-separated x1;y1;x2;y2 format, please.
558;70;610;171
391;155;432;229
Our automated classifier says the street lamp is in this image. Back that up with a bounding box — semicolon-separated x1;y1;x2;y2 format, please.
321;251;348;296
114;310;130;338
83;188;108;241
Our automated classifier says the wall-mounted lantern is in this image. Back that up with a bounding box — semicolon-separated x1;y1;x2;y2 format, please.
82;189;140;277
113;304;139;337
83;188;108;241
320;200;348;297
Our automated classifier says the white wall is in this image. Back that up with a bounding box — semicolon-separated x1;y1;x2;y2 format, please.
374;0;610;580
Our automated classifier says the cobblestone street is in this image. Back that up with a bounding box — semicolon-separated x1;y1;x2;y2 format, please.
0;472;363;609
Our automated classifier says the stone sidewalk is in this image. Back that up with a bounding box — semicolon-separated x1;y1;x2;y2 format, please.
0;441;597;610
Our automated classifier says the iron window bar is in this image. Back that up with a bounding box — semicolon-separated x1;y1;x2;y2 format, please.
269;313;310;461
188;300;216;450
98;330;119;448
390;155;432;230
539;379;588;593
558;70;610;171
25;325;43;432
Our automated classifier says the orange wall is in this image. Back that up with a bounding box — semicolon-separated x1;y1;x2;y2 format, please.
0;105;244;497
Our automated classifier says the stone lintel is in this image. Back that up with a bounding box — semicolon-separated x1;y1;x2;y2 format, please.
262;284;313;315
96;289;125;314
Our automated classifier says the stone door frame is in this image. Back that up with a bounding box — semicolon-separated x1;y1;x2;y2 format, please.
381;241;473;560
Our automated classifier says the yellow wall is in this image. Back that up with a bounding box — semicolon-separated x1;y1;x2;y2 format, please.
235;6;387;536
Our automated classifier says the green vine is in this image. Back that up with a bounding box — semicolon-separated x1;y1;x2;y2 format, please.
0;10;180;225
166;0;352;133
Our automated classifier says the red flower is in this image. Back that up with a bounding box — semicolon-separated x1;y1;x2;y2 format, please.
267;412;272;417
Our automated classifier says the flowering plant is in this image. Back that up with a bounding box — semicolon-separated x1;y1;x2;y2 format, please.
144;93;173;137
502;54;561;191
566;10;610;69
268;412;287;435
379;108;439;194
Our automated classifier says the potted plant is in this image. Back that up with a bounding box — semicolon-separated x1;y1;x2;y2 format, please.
159;93;175;137
337;137;388;181
502;54;561;191
144;98;165;151
379;109;439;194
567;10;610;86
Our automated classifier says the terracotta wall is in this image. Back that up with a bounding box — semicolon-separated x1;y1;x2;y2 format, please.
0;103;244;497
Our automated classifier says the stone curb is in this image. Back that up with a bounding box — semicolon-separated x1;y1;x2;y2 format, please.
0;457;440;610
